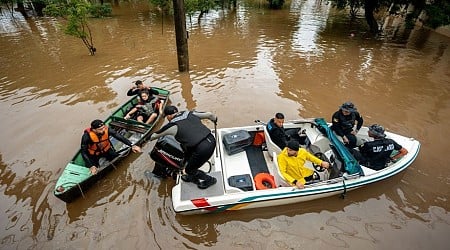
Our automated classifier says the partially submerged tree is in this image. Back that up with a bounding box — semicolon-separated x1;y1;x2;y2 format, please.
44;0;112;55
423;0;450;29
332;0;450;35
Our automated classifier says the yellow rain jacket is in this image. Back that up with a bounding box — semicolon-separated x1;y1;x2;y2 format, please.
277;148;323;185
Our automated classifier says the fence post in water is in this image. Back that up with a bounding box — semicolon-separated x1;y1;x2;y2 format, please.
172;0;189;72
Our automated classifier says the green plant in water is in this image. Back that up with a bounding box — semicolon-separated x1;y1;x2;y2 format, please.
44;0;111;55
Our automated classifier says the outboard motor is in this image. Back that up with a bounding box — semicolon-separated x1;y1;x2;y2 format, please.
149;135;185;178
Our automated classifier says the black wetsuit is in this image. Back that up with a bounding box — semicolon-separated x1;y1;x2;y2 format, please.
152;111;216;176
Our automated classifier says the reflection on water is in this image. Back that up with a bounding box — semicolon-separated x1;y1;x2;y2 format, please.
1;0;450;248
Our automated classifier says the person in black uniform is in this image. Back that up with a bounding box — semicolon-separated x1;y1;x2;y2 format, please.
81;119;142;175
331;102;364;149
266;113;301;150
355;124;408;170
149;106;218;189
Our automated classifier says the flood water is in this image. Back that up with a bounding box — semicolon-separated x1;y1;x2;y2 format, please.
1;0;449;249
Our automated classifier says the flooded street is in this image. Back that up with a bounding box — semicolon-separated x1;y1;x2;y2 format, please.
1;0;449;249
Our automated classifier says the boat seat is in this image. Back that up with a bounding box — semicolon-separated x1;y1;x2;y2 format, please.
264;127;282;159
272;152;291;187
109;119;148;134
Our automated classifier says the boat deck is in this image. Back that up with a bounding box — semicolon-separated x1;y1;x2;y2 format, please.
180;171;225;200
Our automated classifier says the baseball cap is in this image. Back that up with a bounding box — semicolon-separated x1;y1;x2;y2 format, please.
91;119;104;129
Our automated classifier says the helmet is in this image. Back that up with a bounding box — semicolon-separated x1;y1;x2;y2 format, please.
368;124;386;138
340;102;357;112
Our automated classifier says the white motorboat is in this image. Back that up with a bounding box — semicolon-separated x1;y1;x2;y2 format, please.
149;118;420;215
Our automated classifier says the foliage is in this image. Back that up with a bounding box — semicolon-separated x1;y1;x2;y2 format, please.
44;0;112;55
89;3;112;18
424;0;450;29
332;0;449;30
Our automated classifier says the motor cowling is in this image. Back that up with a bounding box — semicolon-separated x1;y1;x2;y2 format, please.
149;135;185;172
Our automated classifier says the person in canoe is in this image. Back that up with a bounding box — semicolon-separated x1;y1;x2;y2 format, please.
331;101;364;149
277;140;330;189
149;106;218;189
266;112;301;150
353;124;408;170
124;90;162;124
81;119;142;175
127;80;158;97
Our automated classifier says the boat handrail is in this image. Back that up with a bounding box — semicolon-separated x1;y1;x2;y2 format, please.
314;118;363;175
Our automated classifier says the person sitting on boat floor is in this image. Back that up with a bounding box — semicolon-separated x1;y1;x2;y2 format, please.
124;90;162;124
331;101;364;149
277;140;330;189
127;80;159;97
149;106;218;189
351;124;408;171
267;112;302;150
81;119;142;175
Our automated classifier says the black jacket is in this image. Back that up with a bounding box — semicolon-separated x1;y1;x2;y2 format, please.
266;118;289;149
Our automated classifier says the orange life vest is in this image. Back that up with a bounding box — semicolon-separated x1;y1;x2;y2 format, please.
85;127;111;156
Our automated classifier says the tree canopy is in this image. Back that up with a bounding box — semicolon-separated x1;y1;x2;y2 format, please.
332;0;450;33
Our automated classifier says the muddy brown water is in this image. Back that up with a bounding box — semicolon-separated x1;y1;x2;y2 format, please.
0;1;449;249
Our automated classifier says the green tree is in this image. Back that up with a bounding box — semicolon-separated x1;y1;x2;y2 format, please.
424;0;450;29
44;0;112;55
332;0;449;34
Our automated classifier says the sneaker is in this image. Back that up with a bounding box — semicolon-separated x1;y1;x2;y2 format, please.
181;174;196;183
197;176;217;189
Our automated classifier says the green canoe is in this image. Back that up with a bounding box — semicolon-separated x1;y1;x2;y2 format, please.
54;87;170;202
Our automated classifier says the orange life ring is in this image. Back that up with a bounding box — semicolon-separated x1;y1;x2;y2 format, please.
254;173;276;190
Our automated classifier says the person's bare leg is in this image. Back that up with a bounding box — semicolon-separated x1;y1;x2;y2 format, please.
158;101;164;114
145;113;157;124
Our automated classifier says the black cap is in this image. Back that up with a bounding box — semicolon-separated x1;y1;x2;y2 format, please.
91;119;104;129
340;102;357;112
287;140;300;151
163;106;178;117
369;124;386;138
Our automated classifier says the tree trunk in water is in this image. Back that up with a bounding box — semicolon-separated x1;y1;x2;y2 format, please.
364;0;379;34
16;1;28;18
172;0;189;72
